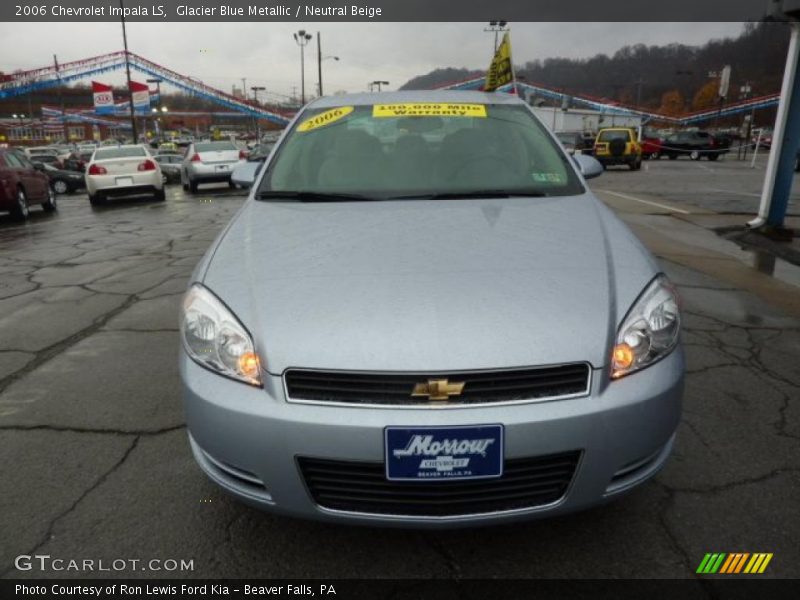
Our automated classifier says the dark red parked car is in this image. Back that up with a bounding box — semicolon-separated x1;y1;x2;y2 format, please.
0;148;57;220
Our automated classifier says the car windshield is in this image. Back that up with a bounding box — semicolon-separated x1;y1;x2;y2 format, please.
258;102;583;200
94;147;146;160
598;130;630;142
196;141;237;152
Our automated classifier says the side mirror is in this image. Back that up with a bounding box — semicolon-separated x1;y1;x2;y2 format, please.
572;154;604;179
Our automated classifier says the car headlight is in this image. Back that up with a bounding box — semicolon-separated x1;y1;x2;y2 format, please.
611;274;680;379
180;284;262;386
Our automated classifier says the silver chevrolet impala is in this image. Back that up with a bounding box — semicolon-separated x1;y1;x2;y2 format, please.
180;91;684;527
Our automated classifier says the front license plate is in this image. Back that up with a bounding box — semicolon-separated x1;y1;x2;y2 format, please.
115;177;134;186
385;424;503;481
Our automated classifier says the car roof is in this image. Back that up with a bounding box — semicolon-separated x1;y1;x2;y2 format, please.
307;90;527;109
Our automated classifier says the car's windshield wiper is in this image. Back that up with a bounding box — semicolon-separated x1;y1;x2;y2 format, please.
387;190;549;200
255;190;377;202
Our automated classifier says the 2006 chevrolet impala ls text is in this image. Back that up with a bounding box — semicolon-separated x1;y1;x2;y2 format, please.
179;91;684;527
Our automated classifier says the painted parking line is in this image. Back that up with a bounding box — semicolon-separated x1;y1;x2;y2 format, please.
595;189;692;214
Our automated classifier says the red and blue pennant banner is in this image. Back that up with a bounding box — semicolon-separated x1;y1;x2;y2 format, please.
92;81;115;114
129;80;151;113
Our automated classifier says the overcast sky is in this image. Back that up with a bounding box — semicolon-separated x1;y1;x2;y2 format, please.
0;22;745;101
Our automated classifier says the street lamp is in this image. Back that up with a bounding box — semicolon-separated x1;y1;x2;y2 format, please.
370;81;389;92
147;78;163;109
316;31;340;97
251;86;265;140
119;0;138;142
484;20;508;52
12;113;25;139
293;30;313;104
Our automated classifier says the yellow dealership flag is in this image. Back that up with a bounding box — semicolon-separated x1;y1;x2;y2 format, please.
484;32;514;92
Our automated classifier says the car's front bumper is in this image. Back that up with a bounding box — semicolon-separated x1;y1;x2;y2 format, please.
181;348;684;528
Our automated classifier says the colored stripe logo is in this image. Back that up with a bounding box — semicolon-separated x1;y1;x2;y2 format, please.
696;553;773;574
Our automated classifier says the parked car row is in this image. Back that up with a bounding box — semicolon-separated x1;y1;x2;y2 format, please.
0;148;57;220
556;128;733;168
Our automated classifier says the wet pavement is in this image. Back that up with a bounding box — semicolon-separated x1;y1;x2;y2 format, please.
0;163;798;580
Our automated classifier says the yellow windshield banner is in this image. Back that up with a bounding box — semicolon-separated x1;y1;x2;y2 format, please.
297;106;354;132
484;32;514;92
372;103;487;118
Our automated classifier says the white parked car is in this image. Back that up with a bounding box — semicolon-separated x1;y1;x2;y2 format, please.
24;146;60;161
181;140;245;193
85;145;165;206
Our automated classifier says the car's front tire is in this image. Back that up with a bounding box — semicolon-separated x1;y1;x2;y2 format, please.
12;187;30;221
42;187;57;212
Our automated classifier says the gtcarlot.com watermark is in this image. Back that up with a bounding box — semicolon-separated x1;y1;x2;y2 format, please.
14;554;194;573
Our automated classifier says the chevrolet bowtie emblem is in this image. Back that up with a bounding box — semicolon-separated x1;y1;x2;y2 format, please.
411;379;466;401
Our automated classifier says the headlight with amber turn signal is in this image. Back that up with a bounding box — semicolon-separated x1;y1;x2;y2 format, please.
611;274;680;379
180;284;262;386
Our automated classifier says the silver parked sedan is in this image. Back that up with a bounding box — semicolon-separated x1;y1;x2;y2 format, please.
181;140;245;193
180;91;684;527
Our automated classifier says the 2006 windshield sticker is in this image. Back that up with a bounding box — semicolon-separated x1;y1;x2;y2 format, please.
297;106;354;132
373;103;487;118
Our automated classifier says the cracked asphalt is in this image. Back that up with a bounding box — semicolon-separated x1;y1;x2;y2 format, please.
0;163;798;580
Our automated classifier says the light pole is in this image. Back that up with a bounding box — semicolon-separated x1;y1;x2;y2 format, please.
119;0;137;142
370;81;389;92
484;20;508;52
147;78;162;108
293;30;313;104
739;82;754;159
150;105;168;140
316;32;339;97
251;86;265;141
12;113;25;140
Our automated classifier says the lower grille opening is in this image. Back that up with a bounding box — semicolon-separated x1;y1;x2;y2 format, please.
606;445;667;494
190;437;273;503
298;452;581;517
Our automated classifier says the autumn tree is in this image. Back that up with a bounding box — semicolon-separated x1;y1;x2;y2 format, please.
658;90;686;116
692;80;720;111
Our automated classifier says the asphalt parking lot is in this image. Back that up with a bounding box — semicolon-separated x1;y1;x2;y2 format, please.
0;157;798;580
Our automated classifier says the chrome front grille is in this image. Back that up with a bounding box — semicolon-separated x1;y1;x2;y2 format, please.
284;363;591;407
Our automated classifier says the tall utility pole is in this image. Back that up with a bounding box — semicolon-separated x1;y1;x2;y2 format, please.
53;55;67;142
484;20;508;52
147;78;162;108
251;86;265;141
119;0;138;142
316;33;339;97
293;30;312;104
317;32;323;98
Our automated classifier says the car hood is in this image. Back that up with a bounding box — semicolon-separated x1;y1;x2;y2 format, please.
201;194;659;374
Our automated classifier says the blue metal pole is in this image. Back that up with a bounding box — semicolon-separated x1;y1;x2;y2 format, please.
768;90;800;226
767;25;800;228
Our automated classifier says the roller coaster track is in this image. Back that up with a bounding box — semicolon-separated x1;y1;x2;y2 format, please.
0;51;780;126
441;77;780;125
0;51;292;125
